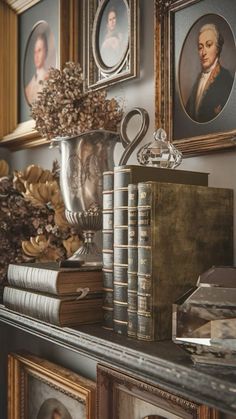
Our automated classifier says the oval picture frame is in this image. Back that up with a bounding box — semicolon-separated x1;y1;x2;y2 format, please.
92;0;130;75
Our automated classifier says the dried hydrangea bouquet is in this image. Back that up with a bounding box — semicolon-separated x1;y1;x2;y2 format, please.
31;62;124;266
31;61;123;140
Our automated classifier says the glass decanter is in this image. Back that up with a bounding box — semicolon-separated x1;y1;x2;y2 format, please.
137;128;182;169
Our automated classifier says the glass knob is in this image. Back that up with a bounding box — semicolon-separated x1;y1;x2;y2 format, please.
137;128;182;169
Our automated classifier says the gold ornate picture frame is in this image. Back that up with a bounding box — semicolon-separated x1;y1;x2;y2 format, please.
85;0;139;90
155;0;236;156
0;0;76;151
8;353;96;419
97;364;218;419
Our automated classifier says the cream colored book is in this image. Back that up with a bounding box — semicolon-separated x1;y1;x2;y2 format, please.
3;286;103;327
7;262;102;295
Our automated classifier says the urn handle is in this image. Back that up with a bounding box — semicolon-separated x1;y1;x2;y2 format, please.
118;107;150;165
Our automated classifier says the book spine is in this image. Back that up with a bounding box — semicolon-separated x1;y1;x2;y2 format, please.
3;287;61;325
7;264;58;294
113;168;133;335
137;182;154;341
102;171;114;330
127;184;138;338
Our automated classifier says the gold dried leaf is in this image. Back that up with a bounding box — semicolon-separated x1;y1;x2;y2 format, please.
22;235;61;262
13;165;55;193
0;159;9;177
48;181;64;210
23;180;64;209
63;235;81;258
22;235;49;257
54;208;69;229
24;165;44;183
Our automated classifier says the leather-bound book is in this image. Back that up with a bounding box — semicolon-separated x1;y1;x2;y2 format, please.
127;183;138;338
3;286;103;327
7;262;102;295
102;170;114;330
113;165;208;336
137;181;233;341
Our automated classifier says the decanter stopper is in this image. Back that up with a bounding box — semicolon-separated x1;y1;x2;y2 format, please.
137;128;182;169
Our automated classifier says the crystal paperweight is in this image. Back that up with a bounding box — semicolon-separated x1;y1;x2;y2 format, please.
137;128;182;168
172;266;236;366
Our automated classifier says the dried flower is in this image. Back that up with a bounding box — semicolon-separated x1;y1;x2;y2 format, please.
0;161;81;285
0;160;9;177
31;62;123;141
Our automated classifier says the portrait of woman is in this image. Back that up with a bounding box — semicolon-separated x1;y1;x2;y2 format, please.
178;14;236;123
24;20;56;105
37;398;73;419
27;373;87;419
98;0;129;68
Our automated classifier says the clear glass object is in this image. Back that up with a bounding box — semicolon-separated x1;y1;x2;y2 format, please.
137;128;182;169
172;266;236;366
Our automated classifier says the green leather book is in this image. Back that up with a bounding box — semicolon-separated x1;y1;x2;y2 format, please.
113;165;208;335
127;183;139;338
137;181;233;341
102;171;114;330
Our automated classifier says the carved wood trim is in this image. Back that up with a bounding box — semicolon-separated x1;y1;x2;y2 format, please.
8;352;96;419
97;363;219;419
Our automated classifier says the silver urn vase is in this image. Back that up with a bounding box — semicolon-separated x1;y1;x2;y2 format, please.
52;130;119;267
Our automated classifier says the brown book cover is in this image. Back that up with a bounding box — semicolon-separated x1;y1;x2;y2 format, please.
137;181;233;341
7;262;102;296
3;286;103;327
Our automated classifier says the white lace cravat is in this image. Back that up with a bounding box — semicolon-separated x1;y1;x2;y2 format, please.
195;59;218;115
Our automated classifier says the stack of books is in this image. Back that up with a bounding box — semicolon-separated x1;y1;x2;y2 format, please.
102;165;233;341
3;262;103;327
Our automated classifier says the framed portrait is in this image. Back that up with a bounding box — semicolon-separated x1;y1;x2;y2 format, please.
8;353;96;419
85;0;139;90
155;0;236;156
97;364;218;419
0;0;77;151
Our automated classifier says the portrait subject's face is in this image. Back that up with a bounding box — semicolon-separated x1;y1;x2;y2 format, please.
52;411;62;419
34;38;47;69
198;29;219;71
107;11;117;32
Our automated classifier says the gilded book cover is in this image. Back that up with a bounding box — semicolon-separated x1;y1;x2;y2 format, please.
137;181;233;341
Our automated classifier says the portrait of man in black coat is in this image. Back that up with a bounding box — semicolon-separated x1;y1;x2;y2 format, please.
185;23;234;123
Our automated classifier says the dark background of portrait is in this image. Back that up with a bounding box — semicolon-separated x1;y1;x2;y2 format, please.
98;0;129;67
19;0;59;123
173;0;236;140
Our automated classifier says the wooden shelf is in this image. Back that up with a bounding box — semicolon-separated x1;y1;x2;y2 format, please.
0;305;236;415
